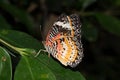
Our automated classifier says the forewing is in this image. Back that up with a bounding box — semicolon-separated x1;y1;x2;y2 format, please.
46;14;72;41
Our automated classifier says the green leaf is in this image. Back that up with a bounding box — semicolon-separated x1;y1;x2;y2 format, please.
0;15;11;29
0;30;85;80
0;30;43;50
95;13;120;36
0;47;12;80
14;55;56;80
0;2;35;34
82;22;98;42
15;54;85;80
36;54;86;80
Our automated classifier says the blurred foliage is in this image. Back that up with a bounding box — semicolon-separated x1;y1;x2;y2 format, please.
0;47;12;80
0;0;120;80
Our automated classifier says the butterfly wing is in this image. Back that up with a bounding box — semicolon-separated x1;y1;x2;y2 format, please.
44;14;83;67
68;14;83;67
45;14;70;41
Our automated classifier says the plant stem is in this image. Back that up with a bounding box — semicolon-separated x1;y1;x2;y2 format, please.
0;38;27;56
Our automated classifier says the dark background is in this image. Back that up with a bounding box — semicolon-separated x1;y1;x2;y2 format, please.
0;0;120;80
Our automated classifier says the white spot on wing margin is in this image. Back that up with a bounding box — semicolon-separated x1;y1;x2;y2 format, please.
54;21;71;30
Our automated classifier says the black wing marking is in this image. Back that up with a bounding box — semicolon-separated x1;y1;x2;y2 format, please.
47;14;70;40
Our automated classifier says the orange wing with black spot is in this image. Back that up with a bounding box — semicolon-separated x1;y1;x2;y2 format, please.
43;14;83;67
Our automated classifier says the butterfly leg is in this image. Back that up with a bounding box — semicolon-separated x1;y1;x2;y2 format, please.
34;49;47;57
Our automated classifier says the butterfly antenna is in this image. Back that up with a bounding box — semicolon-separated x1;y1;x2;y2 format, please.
40;25;42;32
39;25;42;36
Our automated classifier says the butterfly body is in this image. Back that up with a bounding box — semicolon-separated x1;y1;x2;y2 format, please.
43;14;83;67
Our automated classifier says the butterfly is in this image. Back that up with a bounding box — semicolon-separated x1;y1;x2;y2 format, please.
42;14;83;67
